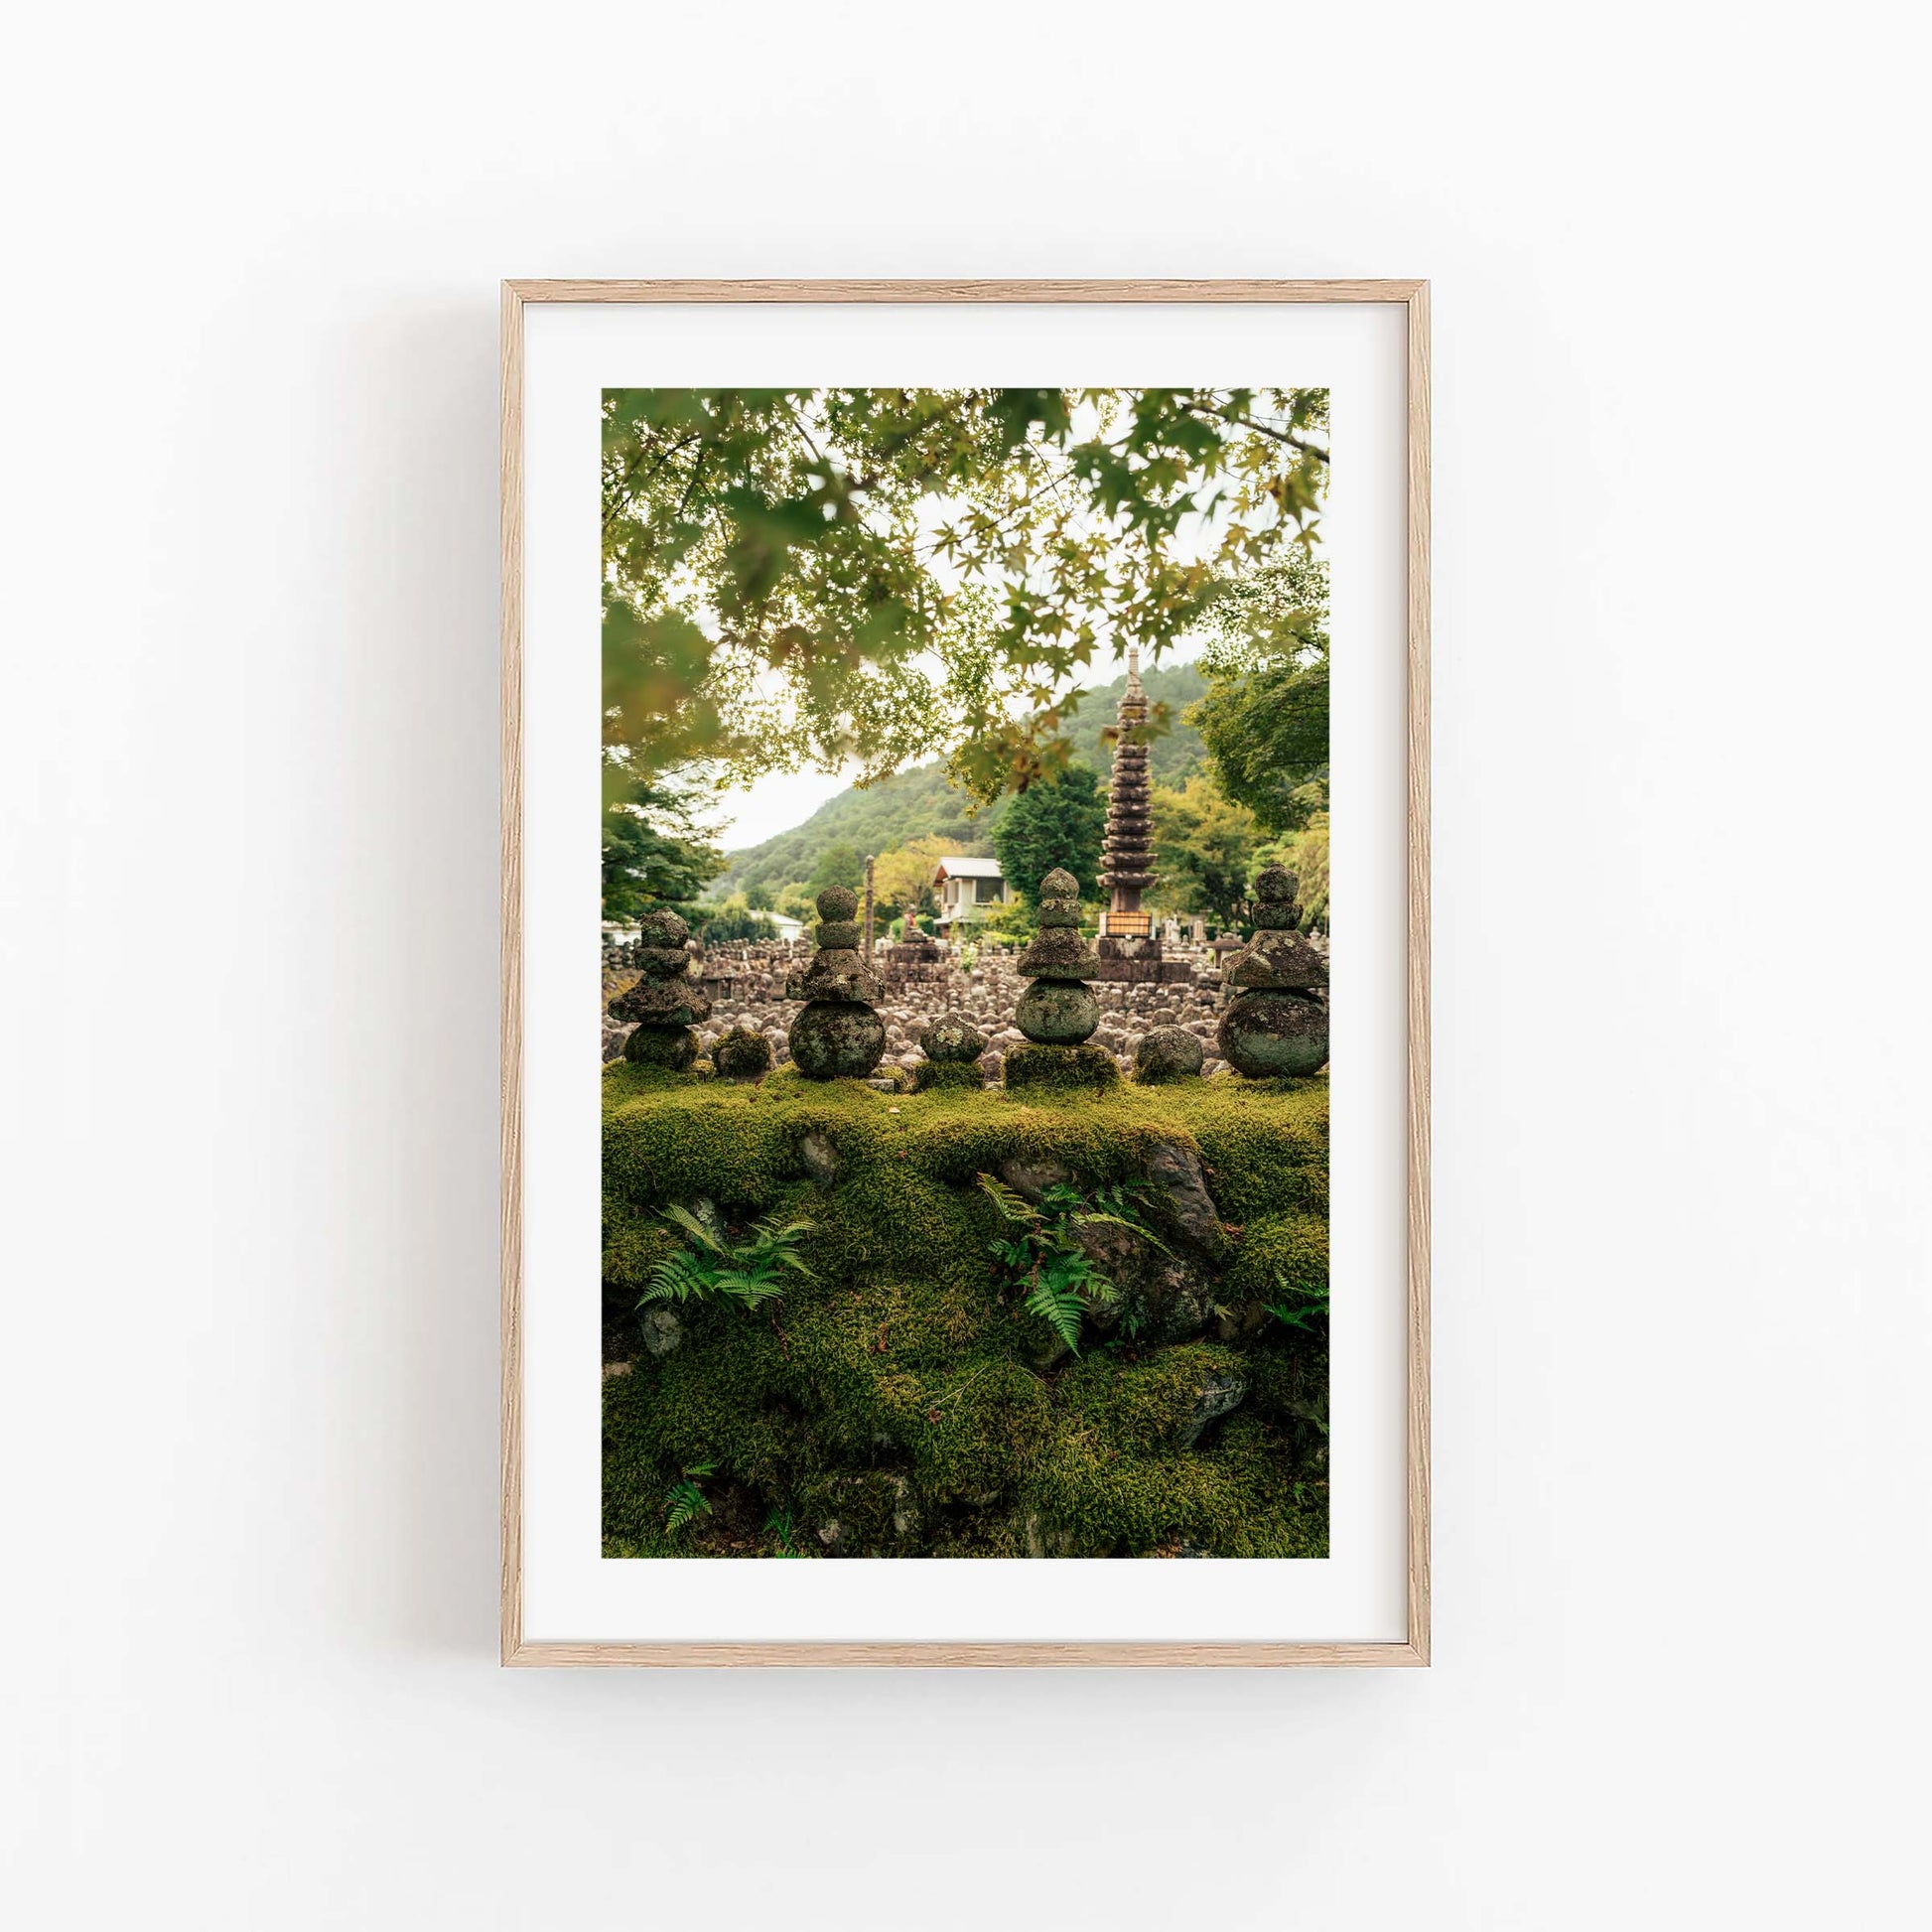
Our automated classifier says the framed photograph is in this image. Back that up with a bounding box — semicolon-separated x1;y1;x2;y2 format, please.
501;280;1430;1665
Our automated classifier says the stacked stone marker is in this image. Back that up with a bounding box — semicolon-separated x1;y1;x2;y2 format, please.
785;886;888;1079
1216;866;1329;1078
611;908;712;1071
1006;867;1118;1092
913;1014;988;1092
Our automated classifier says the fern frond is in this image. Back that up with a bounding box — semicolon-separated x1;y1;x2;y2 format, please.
1025;1278;1085;1354
1073;1208;1172;1254
714;1270;786;1311
664;1476;712;1535
659;1202;726;1255
639;1249;709;1306
977;1173;1034;1223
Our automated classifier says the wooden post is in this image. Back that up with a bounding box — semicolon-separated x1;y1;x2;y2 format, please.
862;854;876;957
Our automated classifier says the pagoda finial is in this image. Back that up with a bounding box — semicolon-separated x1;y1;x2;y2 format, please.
1124;643;1144;701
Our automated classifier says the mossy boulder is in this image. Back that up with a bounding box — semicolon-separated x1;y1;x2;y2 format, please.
1134;1025;1204;1083
713;1027;773;1081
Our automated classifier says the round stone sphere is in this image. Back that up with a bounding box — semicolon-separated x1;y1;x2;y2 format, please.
1216;990;1329;1079
713;1026;773;1081
1134;1025;1204;1082
622;1022;699;1072
919;1015;987;1063
788;1000;888;1079
815;886;859;923
1016;978;1100;1045
635;908;692;949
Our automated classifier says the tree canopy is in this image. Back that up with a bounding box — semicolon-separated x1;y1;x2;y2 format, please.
1151;770;1263;927
991;763;1106;907
601;784;728;924
1186;550;1329;836
602;387;1328;817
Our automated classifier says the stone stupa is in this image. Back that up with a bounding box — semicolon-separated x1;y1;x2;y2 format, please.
1215;866;1329;1078
610;908;712;1071
784;886;888;1079
1005;867;1118;1092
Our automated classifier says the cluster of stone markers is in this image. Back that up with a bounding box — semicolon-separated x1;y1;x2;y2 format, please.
618;876;1326;1086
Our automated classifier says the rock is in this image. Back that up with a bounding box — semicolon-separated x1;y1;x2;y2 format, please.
1143;1140;1226;1253
1218;989;1329;1078
790;999;888;1078
797;1129;839;1187
623;1023;698;1071
998;1155;1073;1201
1015;978;1101;1043
1134;1025;1204;1083
712;1026;773;1081
918;1015;987;1062
609;907;709;1069
1177;1370;1247;1448
1077;1221;1216;1343
639;1308;682;1357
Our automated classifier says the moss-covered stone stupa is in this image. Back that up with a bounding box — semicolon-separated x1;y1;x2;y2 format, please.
1216;866;1329;1078
610;909;712;1071
784;886;888;1080
1007;867;1117;1092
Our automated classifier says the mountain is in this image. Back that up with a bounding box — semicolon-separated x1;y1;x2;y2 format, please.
715;661;1209;897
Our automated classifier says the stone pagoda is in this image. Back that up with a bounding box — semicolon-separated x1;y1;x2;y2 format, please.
610;908;712;1071
1006;867;1118;1092
784;886;888;1079
1215;866;1329;1078
1095;647;1190;987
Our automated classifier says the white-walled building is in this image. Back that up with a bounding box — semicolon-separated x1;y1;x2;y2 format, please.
932;856;1010;929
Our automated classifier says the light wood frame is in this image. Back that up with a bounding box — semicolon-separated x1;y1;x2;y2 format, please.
500;280;1431;1667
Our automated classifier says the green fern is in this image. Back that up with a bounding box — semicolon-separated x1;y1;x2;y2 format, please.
978;1173;1164;1357
663;1460;718;1535
1264;1269;1329;1331
640;1207;815;1312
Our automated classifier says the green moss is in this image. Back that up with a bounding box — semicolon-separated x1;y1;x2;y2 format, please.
1221;1209;1328;1306
601;1063;1328;1557
1003;1042;1121;1093
910;1060;985;1093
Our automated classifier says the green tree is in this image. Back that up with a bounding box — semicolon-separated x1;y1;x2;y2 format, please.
1188;551;1329;836
871;836;964;922
1152;771;1261;927
602;786;726;922
805;842;864;898
603;387;1328;809
743;879;773;911
991;763;1105;907
699;895;779;943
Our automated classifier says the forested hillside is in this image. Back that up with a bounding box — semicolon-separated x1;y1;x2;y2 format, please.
715;661;1207;898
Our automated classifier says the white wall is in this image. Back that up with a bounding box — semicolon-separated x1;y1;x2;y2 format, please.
5;3;1927;1926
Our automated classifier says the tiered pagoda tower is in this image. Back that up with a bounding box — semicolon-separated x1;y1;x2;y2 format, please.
1098;647;1157;941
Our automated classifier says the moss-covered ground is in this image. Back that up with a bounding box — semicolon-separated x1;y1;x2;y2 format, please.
603;1060;1328;1559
